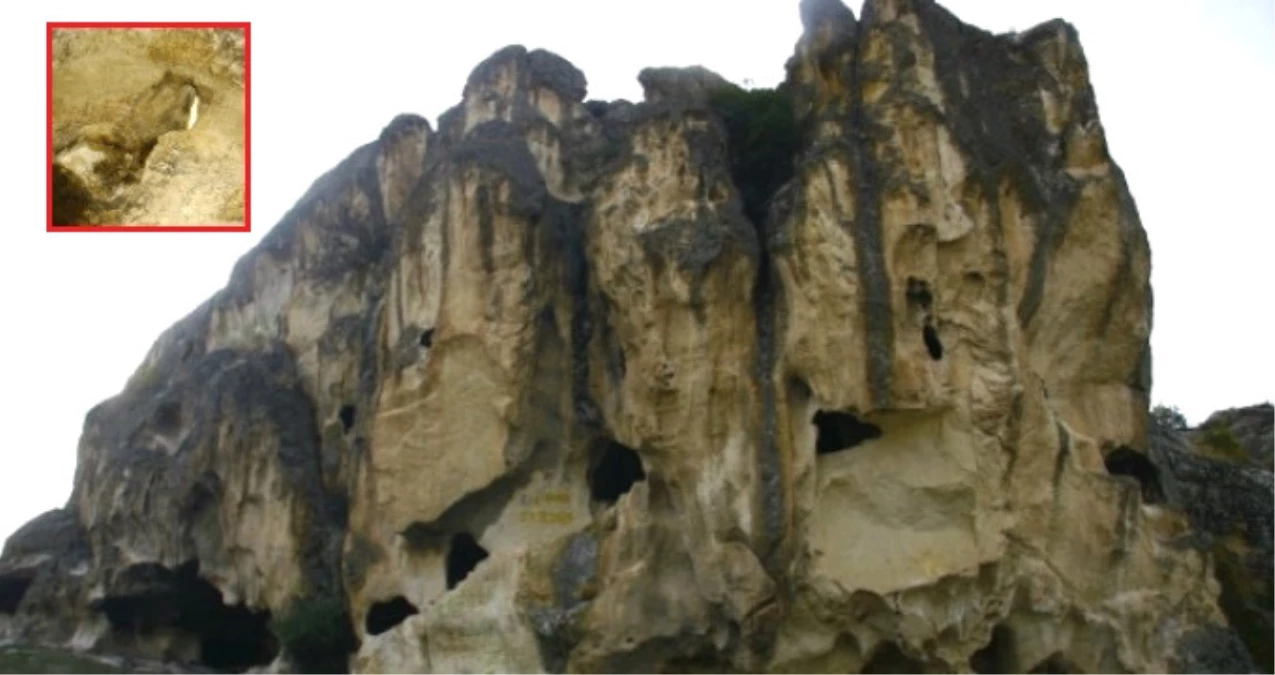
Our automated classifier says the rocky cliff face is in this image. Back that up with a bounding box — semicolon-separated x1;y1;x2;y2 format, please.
6;0;1268;672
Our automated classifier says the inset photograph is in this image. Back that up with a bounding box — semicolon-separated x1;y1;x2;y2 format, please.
48;22;250;231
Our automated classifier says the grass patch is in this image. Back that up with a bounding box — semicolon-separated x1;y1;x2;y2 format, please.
0;645;124;674
1195;423;1249;464
270;595;356;674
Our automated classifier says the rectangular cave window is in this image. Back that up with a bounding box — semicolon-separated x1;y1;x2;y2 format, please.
589;439;646;505
813;410;882;455
365;595;419;636
446;532;490;590
419;328;435;348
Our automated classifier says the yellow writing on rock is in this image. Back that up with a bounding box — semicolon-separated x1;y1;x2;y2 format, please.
518;488;574;525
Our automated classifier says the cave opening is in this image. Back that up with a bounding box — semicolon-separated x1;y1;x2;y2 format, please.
923;324;944;360
862;641;926;674
906;277;934;310
589;439;647;505
365;596;420;636
0;571;34;613
98;561;278;671
339;405;356;434
419;329;434;348
813;410;883;455
153;401;182;433
445;533;490;590
1104;446;1164;504
970;625;1016;674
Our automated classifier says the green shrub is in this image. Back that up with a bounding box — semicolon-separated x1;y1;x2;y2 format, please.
1151;404;1189;432
270;595;356;674
707;85;800;224
1197;424;1248;464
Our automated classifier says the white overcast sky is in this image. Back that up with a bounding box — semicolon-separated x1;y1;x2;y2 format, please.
0;0;1270;546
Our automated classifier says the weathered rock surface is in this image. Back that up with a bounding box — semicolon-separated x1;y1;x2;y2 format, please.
6;0;1266;672
1152;410;1274;673
50;27;246;226
1192;403;1274;470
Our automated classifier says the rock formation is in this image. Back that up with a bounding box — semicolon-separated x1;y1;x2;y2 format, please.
1151;405;1274;673
50;27;246;226
7;0;1270;672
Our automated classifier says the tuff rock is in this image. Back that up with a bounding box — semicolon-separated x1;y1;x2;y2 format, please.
6;0;1268;673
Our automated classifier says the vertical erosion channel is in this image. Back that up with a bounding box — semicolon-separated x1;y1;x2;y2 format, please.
707;84;799;570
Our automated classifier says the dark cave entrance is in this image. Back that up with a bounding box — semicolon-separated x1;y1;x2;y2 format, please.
365;596;419;636
0;570;34;613
98;561;277;671
970;624;1016;674
445;533;490;590
1104;446;1164;504
813;410;883;455
419;329;435;348
338;405;356;434
588;439;647;505
153;401;183;433
923;324;944;360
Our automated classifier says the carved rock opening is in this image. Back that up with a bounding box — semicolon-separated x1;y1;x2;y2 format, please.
419;328;435;348
339;405;356;434
0;570;34;613
365;596;420;636
446;533;489;590
1104;446;1164;504
813;410;882;455
970;624;1016;674
98;561;277;671
589;439;647;505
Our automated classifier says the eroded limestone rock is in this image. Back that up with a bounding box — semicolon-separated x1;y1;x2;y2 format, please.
6;0;1266;673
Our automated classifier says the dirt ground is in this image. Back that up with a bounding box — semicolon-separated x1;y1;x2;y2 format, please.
51;27;246;226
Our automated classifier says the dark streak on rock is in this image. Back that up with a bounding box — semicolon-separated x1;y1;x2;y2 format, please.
847;11;895;408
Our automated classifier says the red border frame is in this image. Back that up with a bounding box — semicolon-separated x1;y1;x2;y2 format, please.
47;21;252;232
